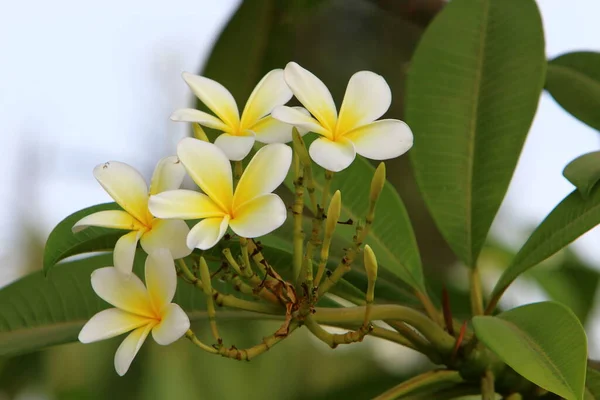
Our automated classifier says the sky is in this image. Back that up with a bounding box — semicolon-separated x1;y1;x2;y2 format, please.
1;0;600;351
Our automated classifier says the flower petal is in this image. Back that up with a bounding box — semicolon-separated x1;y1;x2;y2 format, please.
114;322;155;376
308;137;356;172
113;230;142;276
149;190;226;220
149;156;186;196
336;71;392;135
93;161;150;225
240;69;293;130
187;216;230;250
230;194;287;238
91;267;154;317
79;308;151;343
345;120;414;160
140;219;192;260
170;108;230;132
233;143;292;209
152;303;190;345
283;62;338;132
214;132;256;161
271;106;330;138
144;249;177;313
72;210;142;233
251;107;310;144
177;138;233;212
182;72;240;129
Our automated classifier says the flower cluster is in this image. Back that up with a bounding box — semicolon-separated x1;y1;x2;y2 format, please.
75;62;413;375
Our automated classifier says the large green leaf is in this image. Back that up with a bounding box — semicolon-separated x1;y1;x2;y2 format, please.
546;52;600;132
563;151;600;198
490;185;600;304
473;302;587;400
43;203;125;274
405;0;546;267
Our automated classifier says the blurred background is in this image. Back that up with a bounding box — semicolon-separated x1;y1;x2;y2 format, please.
1;0;600;398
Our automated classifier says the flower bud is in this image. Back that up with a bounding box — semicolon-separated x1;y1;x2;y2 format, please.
370;162;386;204
292;128;311;166
363;245;378;303
325;190;342;238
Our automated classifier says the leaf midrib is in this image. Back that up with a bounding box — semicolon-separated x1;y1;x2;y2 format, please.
548;64;600;92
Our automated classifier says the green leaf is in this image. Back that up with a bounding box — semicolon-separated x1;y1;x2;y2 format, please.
491;185;600;302
473;302;587;400
563;151;600;198
546;52;600;132
43;203;125;275
405;0;546;267
586;365;600;400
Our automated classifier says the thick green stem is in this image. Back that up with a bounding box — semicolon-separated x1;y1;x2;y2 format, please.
321;169;334;210
373;370;463;400
415;290;444;327
233;160;243;184
199;257;222;344
292;154;305;282
185;330;219;354
314;305;455;355
482;369;495;400
304;315;371;348
218;322;299;361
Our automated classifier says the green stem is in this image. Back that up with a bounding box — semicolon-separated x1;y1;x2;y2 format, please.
470;267;484;316
321;169;334;210
233;160;243;185
304;315;371;349
482;369;495;400
373;370;462;400
415;290;444;328
292;154;305;282
185;330;219;354
199;257;222;344
314;305;455;355
218;321;299;361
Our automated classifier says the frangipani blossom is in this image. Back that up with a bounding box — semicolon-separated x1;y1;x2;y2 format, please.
171;69;301;161
79;250;190;376
73;157;192;275
272;62;414;172
149;138;291;250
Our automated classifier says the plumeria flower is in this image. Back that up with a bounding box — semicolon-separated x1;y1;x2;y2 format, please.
149;138;291;250
272;62;414;172
171;69;303;161
73;157;192;275
78;250;190;376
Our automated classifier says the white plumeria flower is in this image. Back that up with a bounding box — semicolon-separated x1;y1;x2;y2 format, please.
79;250;190;376
272;62;414;172
73;157;192;275
149;138;291;250
171;69;302;161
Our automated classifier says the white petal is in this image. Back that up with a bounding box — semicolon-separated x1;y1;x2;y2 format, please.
308;137;356;172
144;249;177;312
230;194;287;238
149;156;186;196
170;108;230;132
93;161;150;225
283;62;338;131
152;303;190;345
177;138;233;212
271;106;330;137
91;267;154;317
149;190;226;219
233;143;292;209
187;216;230;250
214;132;256;161
182;72;240;129
114;323;155;376
140;219;192;260
72;210;142;233
113;230;142;276
345;120;414;160
240;69;293;129
336;71;392;134
79;308;151;343
250;107;310;144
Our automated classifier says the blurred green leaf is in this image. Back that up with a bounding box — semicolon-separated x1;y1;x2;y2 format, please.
43;203;124;275
563;151;600;198
546;52;600;132
406;0;546;267
586;365;600;400
490;186;600;304
473;302;587;400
